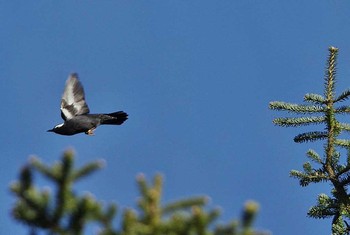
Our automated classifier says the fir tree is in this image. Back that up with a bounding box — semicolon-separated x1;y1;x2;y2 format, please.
270;46;350;234
11;149;269;235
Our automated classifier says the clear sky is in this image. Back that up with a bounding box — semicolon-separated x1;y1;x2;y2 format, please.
1;1;350;234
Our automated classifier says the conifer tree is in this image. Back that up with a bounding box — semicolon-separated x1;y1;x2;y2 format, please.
270;47;350;234
11;150;268;235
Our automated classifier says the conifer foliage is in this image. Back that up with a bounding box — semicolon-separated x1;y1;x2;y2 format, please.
270;47;350;234
11;150;268;235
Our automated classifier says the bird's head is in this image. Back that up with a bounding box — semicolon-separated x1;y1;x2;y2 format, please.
47;123;64;133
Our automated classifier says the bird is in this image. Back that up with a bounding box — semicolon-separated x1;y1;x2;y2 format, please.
48;73;128;136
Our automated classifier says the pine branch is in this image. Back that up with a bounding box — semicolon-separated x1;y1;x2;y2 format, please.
304;93;326;104
308;205;337;219
334;139;350;148
290;169;329;187
332;216;349;235
294;131;328;143
338;173;350;186
72;160;104;182
162;197;208;215
308;194;339;219
269;101;325;114
306;149;323;164
272;116;325;127
241;201;259;230
338;123;350;132
335;106;350;114
334;89;350;103
29;157;58;182
324;47;338;99
11;151;111;234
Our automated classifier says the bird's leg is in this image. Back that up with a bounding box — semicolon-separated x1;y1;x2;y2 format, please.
85;128;95;136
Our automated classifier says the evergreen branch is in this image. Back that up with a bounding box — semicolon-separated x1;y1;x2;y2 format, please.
290;169;329;187
97;205;118;234
192;206;211;235
308;194;339;219
334;139;350;148
153;174;163;197
162;213;193;234
338;123;350;132
270;47;350;233
206;208;221;225
330;152;341;170
273;116;325;127
19;165;33;191
324;46;338;98
332;216;349;235
322;47;350;233
67;195;101;234
136;174;148;199
335;106;350;114
121;209;138;234
308;205;337;219
304;93;326;104
241;201;259;230
306;149;323;164
12;151;269;235
102;204;117;226
269;101;325;114
52;152;74;225
162;197;208;215
214;221;238;235
336;164;350;179
10;167;53;228
303;162;312;174
11;185;55;230
338;173;350;186
61;150;74;181
294;131;328;143
67;196;90;234
29;157;58;181
72;160;104;182
334;89;350;103
334;164;347;176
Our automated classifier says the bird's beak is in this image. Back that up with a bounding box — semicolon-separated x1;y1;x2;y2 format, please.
47;129;54;132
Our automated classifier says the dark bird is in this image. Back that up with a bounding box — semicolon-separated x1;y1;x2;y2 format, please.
48;73;128;136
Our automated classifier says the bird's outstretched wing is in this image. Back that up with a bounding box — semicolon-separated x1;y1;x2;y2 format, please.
60;73;90;120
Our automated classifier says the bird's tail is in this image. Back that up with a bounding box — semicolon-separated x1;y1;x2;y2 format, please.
101;111;128;125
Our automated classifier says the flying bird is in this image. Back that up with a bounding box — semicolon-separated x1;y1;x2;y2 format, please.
48;73;128;136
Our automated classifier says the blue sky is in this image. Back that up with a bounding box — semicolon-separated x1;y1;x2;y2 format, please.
1;1;350;234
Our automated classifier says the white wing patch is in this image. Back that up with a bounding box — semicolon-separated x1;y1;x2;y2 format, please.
54;123;64;128
64;79;77;105
60;73;90;120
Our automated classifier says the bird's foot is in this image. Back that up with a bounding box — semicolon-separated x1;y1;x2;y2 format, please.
85;128;95;136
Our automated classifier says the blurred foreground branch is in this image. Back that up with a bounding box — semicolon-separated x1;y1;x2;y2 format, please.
11;150;269;235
